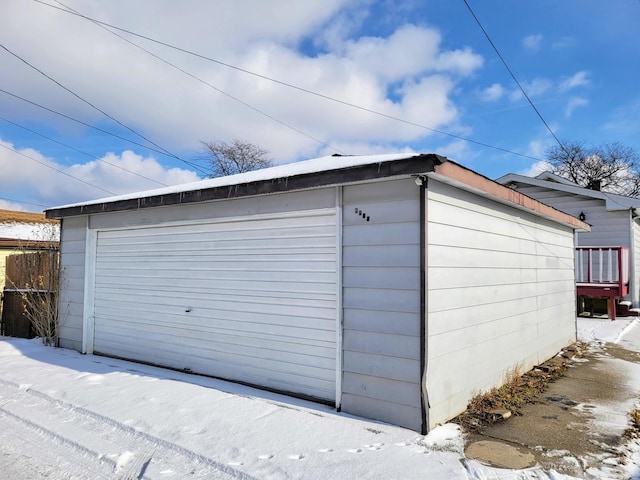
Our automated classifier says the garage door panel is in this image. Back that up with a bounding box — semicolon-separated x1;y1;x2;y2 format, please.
94;308;337;343
95;267;337;285
101;277;336;302
94;325;336;370
93;210;337;401
95;290;336;320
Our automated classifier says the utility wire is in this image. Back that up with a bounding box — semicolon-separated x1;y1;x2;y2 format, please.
462;0;567;152
53;0;342;156
0;142;115;194
0;196;52;209
0;41;207;174
0;87;207;173
32;0;544;162
0;115;168;187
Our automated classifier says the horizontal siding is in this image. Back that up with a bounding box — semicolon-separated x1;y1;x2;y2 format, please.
341;178;422;431
57;216;86;351
634;221;640;306
515;185;630;247
92;210;337;401
426;180;576;429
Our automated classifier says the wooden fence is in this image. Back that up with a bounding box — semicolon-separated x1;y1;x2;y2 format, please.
1;251;58;338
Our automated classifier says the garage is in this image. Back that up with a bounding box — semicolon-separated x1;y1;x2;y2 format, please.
48;153;587;432
91;210;337;402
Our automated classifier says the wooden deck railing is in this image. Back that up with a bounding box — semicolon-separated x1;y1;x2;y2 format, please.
575;246;630;319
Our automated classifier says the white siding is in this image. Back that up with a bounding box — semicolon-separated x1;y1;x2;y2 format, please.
341;178;423;430
513;186;630;247
57;216;86;350
513;184;635;304
633;219;640;306
92;210;337;401
426;180;576;429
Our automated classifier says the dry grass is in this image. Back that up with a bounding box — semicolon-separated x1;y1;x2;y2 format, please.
622;408;640;440
0;209;58;225
451;344;584;432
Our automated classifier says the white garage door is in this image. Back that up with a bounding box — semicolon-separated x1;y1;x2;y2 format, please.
92;210;337;401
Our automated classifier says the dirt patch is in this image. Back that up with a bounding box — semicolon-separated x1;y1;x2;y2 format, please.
452;344;583;432
456;342;637;476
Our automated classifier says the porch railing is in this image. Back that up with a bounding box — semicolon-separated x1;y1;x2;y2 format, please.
575;246;630;319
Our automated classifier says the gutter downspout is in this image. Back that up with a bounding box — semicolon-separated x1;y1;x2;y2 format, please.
419;177;429;434
630;209;638;307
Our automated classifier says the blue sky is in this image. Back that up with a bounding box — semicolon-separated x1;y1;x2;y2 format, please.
1;0;639;211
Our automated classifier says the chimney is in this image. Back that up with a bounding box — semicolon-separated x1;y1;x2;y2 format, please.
587;179;602;191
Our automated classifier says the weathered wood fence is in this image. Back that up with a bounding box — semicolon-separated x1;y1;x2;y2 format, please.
1;251;58;339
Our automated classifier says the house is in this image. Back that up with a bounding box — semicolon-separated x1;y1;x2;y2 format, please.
0;209;60;290
497;171;640;318
0;209;60;336
46;154;588;433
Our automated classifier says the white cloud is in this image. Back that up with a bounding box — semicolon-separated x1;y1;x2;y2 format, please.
0;139;199;209
520;159;552;177
523;34;543;51
480;83;505;102
509;78;553;102
0;199;29;212
0;1;484;167
552;37;575;49
559;71;591;91
565;96;589;117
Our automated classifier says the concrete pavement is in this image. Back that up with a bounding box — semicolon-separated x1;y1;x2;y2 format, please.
464;318;640;478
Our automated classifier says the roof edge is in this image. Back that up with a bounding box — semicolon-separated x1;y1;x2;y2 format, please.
46;154;446;219
432;163;590;231
496;173;640;211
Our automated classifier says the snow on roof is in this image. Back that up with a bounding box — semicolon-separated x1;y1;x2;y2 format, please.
52;153;420;210
0;209;60;241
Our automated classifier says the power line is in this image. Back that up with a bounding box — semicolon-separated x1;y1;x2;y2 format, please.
0;142;115;194
462;0;566;152
0;42;208;174
0;87;208;174
53;0;342;156
0;115;168;187
0;196;52;209
31;0;545;162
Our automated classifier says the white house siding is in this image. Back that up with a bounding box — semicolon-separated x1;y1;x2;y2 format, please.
633;219;640;306
341;178;423;431
57;216;86;350
511;186;630;248
511;184;635;303
426;180;576;429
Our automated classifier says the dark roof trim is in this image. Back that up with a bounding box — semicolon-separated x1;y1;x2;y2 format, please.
46;154;445;218
0;238;59;250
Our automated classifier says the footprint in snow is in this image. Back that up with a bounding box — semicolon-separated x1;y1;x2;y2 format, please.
365;443;384;450
258;454;273;460
287;454;305;460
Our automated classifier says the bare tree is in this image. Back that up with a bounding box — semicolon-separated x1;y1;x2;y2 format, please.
200;139;272;178
546;140;640;196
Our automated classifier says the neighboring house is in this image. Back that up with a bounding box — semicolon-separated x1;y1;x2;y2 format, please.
0;209;60;335
0;209;60;292
497;171;640;317
46;154;588;433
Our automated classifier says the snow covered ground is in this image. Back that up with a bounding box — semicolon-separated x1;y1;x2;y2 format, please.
0;318;639;479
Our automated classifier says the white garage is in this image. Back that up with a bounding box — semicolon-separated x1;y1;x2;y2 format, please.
91;211;337;402
48;153;587;432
